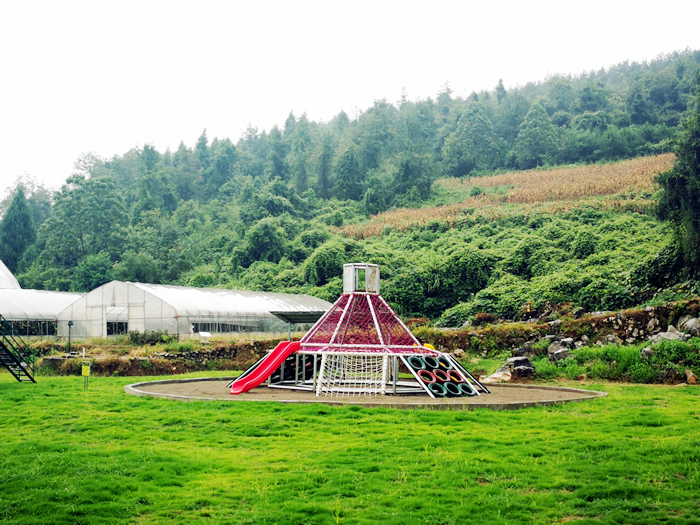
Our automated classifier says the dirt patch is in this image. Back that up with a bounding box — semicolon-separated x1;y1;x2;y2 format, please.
125;378;607;410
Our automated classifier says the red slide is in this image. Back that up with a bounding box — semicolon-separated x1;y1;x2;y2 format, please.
230;341;300;394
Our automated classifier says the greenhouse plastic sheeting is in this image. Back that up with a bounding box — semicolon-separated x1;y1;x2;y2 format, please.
57;281;332;338
0;260;21;289
0;289;83;320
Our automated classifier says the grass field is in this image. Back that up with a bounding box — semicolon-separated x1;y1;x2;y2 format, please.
1;372;699;524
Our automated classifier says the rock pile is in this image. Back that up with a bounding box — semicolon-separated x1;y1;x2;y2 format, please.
478;315;700;384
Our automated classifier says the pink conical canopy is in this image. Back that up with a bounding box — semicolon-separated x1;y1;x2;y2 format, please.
300;264;435;355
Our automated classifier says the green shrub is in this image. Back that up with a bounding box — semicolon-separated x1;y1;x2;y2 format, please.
531;339;551;355
629;362;658;384
578;279;633;311
435;303;470;328
533;357;560;380
302;239;357;286
588;361;611;379
650;338;700;373
129;330;172;346
572;345;602;365
163;340;197;353
602;345;642;380
571;230;598;258
563;361;587;380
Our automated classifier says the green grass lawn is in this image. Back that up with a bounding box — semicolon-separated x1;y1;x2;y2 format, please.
1;372;699;524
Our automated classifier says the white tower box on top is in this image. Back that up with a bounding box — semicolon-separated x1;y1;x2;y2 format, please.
343;263;380;294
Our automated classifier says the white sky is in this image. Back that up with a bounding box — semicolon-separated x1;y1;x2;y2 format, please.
1;0;699;199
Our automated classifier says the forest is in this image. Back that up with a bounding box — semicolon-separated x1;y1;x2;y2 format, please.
1;49;699;325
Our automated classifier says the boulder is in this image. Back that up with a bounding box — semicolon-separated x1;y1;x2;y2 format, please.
678;315;693;329
482;366;512;383
512;366;535;378
686;370;698;385
548;341;566;356
548;319;562;328
640;346;654;360
550;348;572;362
513;347;531;357
453;348;465;357
667;325;683;336
680;318;700;337
650;330;691;344
560;337;575;348
507;356;534;369
602;334;623;345
647;318;661;333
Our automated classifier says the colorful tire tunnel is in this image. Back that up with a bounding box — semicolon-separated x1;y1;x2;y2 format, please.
407;355;478;398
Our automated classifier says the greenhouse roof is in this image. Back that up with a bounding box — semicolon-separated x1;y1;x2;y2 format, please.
0;260;20;289
132;282;332;319
0;289;84;321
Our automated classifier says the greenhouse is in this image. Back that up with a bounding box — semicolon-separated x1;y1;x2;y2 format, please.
0;260;20;289
0;289;84;337
56;281;332;339
0;259;84;337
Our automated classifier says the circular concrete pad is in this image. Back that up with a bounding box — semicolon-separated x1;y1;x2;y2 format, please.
125;377;607;410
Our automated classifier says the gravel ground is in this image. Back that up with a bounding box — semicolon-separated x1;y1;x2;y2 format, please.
126;378;607;410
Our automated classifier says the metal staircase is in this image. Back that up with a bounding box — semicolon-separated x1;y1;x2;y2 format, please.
0;314;36;383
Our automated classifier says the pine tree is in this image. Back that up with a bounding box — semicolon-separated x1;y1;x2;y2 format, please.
335;147;364;201
317;134;333;199
657;74;700;273
0;186;36;272
512;103;559;169
441;104;501;177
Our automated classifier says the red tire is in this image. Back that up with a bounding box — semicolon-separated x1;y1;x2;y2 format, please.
417;369;436;384
433;369;450;382
449;370;465;383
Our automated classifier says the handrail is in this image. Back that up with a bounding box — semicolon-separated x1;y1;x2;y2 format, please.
0;314;35;377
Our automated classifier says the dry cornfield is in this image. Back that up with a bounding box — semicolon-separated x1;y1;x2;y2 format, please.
342;154;674;239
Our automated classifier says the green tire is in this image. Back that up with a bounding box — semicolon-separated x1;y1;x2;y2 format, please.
444;382;462;397
428;382;447;397
459;382;478;397
424;356;439;369
407;356;426;370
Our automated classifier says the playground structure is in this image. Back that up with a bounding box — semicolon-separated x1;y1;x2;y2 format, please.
230;263;488;398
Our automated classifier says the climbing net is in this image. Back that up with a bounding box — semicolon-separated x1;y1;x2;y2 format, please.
315;352;391;397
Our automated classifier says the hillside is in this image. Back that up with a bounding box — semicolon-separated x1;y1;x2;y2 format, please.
1;51;699;326
342;154;673;238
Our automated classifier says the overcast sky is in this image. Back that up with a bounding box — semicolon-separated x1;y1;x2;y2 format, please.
1;0;699;199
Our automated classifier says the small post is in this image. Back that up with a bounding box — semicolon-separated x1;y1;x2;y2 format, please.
82;359;91;390
68;320;74;354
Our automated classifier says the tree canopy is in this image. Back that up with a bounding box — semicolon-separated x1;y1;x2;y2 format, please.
657;73;700;274
4;50;700;320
